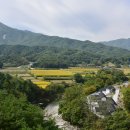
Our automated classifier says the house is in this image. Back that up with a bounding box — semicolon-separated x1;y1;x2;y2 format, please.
87;86;117;118
100;86;115;96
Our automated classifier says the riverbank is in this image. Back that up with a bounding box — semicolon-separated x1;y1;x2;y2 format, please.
44;102;79;130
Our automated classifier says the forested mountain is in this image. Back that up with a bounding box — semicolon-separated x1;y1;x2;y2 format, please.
102;38;130;50
0;22;130;67
0;22;93;47
0;22;129;52
0;44;130;68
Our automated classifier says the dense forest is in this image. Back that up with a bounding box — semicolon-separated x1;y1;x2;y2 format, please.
0;72;67;129
0;44;130;68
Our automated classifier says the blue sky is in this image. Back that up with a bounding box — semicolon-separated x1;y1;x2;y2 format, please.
0;0;130;41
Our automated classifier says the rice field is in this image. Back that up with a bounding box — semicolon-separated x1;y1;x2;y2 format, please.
0;67;99;89
32;80;51;89
30;69;73;77
30;68;99;77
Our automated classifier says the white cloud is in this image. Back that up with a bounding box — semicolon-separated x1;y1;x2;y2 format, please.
0;0;130;41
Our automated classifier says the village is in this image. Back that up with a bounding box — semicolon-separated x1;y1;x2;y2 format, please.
87;82;129;118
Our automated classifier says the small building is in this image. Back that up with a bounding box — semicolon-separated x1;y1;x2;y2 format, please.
87;86;117;118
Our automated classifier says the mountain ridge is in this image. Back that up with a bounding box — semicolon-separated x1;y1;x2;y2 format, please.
0;22;130;67
0;22;130;52
102;38;130;50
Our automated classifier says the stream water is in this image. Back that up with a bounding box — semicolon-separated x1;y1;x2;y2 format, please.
44;102;79;130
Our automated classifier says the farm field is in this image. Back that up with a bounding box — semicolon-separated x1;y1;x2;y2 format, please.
0;67;51;89
66;67;99;73
0;67;27;75
1;67;130;89
121;68;130;75
32;80;51;89
30;67;99;77
30;69;73;77
0;67;100;89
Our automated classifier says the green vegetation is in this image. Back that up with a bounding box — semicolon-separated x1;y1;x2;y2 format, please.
0;62;3;68
1;22;130;68
0;91;59;130
0;72;67;106
0;72;66;129
74;73;84;83
74;69;128;91
0;44;130;68
59;86;97;129
99;110;130;130
59;69;129;129
122;86;130;113
1;22;130;130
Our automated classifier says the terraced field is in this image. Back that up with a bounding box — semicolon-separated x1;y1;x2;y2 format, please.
0;67;51;89
0;67;99;89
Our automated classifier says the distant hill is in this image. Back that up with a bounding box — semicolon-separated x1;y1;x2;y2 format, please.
0;22;130;67
0;22;92;48
102;38;130;50
0;22;129;53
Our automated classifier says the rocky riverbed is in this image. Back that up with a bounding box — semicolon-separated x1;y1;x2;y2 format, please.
44;102;79;130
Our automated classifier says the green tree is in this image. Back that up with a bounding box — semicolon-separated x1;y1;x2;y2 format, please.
0;62;3;69
100;110;130;130
59;86;97;128
0;91;59;130
74;73;84;83
123;87;130;113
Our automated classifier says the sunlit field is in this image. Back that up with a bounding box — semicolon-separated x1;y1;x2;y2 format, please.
30;69;73;77
30;67;99;77
120;68;130;75
0;67;100;87
32;80;51;89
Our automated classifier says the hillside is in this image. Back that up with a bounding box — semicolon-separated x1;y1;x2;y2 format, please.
0;22;130;67
0;22;129;53
102;38;130;50
0;44;130;68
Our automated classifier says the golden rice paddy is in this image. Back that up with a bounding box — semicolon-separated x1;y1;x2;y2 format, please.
32;81;51;89
30;68;99;77
30;69;73;77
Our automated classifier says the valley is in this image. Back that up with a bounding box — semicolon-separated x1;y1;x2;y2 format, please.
0;22;130;130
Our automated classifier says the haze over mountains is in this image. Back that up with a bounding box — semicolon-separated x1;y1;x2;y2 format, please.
0;22;130;67
102;38;130;50
0;22;130;50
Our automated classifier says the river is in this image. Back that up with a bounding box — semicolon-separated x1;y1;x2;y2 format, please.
44;102;79;130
